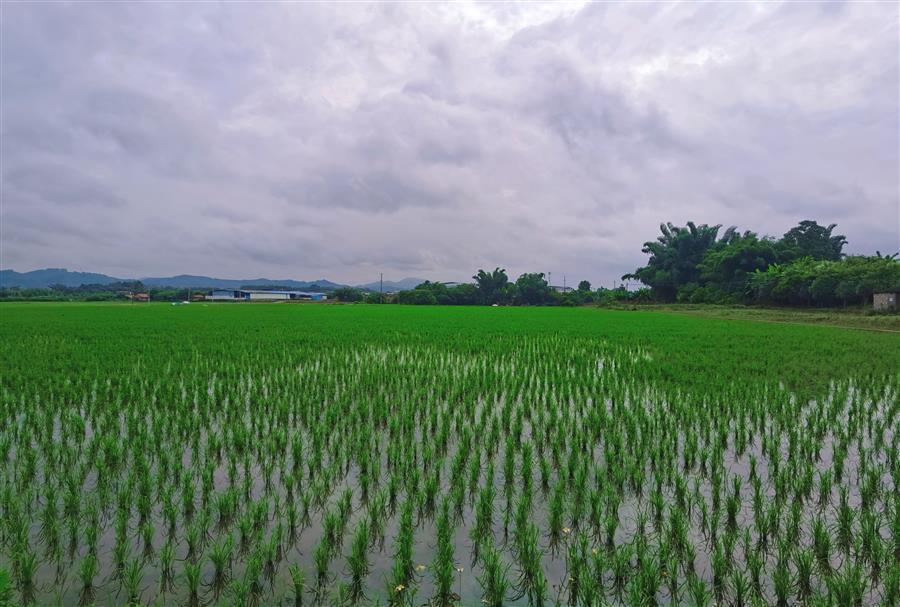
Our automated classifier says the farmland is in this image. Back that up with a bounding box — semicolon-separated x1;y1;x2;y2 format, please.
0;303;898;606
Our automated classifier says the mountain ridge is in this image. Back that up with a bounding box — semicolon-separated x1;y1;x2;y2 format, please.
0;268;427;291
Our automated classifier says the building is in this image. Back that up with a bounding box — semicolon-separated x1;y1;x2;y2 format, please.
550;285;573;294
873;292;899;312
207;289;327;302
126;292;150;302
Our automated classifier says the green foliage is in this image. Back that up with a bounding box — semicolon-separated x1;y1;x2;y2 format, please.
778;220;846;262
749;255;900;306
628;219;896;306
625;221;723;301
0;568;10;607
473;268;512;304
332;287;365;302
514;272;553;305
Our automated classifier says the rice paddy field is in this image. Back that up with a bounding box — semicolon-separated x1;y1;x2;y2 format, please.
1;302;898;607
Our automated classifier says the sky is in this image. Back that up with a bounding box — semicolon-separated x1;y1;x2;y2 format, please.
1;1;898;287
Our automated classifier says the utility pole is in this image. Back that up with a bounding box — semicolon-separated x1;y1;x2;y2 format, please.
380;273;383;302
563;275;566;292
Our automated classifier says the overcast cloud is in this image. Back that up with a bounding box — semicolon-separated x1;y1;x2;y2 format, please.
1;2;898;286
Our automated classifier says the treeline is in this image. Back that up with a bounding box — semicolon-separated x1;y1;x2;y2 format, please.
332;269;650;306
0;281;341;302
0;281;203;302
625;220;900;306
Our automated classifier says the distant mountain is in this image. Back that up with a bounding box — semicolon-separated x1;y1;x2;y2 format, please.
355;277;426;292
0;268;421;291
0;268;123;288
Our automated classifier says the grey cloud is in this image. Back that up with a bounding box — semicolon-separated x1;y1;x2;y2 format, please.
3;163;125;208
417;140;479;166
272;170;455;213
1;2;897;284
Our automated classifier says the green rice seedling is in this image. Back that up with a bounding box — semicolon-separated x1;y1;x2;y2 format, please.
182;477;196;521
628;550;660;607
112;528;130;580
826;561;867;607
610;543;631;597
347;518;371;604
817;469;833;508
262;525;283;588
746;549;764;599
730;569;750;607
288;563;306;607
859;510;882;574
140;519;155;560
772;557;794;607
539;457;551;495
158;540;175;594
795;548;815;602
78;553;99;606
564;533;587;606
431;499;456;606
238;512;255;556
12;547;38;605
547;483;565;553
478;542;509;607
65;515;79;560
837;486;855;557
471;468;496;565
121;558;144;606
209;533;234;599
390;498;415;591
369;489;388;550
883;561;899;607
313;535;332;589
812;515;832;575
892;496;900;563
183;560;202;607
161;491;177;540
514;522;548;607
686;573;712;607
0;567;12;606
185;522;202;564
711;541;729;602
660;550;679;604
245;550;266;606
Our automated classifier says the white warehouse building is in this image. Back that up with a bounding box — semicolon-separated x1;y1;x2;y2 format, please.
207;289;327;301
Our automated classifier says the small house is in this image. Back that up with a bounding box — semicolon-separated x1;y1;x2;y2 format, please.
133;293;150;302
873;292;899;312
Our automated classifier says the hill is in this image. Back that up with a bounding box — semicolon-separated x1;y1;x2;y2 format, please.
0;268;426;292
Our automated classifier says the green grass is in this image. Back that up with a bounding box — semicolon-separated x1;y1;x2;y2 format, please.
607;302;900;332
0;302;897;605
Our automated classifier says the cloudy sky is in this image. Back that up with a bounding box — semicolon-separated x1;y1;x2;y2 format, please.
2;2;898;286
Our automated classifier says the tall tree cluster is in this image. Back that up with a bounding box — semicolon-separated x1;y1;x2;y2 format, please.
625;220;898;306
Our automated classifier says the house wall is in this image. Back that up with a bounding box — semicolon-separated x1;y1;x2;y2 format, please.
873;292;898;312
248;292;289;300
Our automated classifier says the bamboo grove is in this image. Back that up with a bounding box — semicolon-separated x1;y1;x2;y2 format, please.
0;303;898;606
